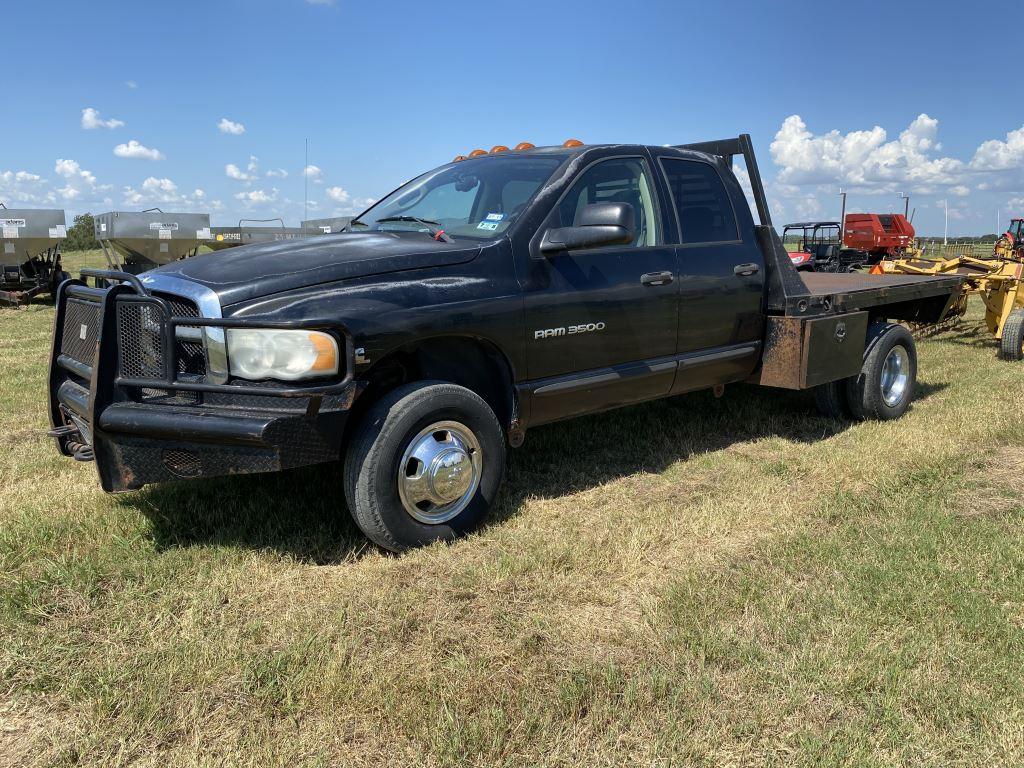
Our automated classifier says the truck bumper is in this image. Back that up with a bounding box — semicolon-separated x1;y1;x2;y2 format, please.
48;272;357;493
54;377;351;491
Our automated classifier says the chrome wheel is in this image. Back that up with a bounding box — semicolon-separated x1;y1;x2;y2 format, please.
397;420;482;524
880;345;910;407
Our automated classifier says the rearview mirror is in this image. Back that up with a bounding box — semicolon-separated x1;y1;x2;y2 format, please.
539;202;635;255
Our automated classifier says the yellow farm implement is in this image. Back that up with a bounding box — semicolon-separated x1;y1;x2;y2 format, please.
872;253;1024;360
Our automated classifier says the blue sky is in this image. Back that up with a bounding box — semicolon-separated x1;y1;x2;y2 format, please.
1;0;1021;236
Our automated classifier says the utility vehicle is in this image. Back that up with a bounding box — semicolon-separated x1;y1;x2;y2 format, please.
48;135;963;551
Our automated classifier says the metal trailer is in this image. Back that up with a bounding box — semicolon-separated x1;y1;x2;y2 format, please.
0;206;69;306
208;218;308;251
301;216;352;235
94;209;211;273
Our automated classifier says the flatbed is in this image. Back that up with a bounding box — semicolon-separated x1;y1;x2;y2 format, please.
798;271;964;313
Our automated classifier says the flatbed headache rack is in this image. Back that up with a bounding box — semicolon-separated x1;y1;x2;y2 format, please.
676;135;963;321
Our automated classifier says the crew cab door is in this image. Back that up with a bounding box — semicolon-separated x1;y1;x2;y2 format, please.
654;155;765;394
519;155;679;424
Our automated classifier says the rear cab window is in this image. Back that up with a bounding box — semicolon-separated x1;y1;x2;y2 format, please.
659;158;739;245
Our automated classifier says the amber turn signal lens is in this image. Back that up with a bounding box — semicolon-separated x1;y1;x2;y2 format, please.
562;138;583;148
309;332;338;371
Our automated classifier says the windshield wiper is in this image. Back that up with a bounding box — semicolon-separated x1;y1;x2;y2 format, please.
376;215;442;230
374;215;451;242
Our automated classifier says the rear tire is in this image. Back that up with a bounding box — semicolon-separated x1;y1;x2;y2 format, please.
813;379;849;419
1000;310;1024;361
845;323;917;420
343;381;506;552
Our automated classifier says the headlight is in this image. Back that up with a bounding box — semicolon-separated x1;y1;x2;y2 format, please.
226;329;339;381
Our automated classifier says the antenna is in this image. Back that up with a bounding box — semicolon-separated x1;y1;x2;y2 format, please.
304;138;309;233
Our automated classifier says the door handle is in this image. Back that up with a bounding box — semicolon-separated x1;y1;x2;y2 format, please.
641;271;674;286
734;263;760;276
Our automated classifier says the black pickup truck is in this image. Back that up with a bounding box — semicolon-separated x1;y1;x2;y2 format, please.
48;135;963;551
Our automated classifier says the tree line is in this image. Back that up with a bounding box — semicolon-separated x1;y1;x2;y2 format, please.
64;213;99;251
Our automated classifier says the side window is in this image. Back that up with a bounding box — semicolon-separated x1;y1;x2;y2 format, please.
660;158;738;244
558;158;659;247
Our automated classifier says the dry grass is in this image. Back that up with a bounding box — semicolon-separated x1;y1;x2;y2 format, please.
2;264;1024;766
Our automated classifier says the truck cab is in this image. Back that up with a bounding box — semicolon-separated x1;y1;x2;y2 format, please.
48;135;963;551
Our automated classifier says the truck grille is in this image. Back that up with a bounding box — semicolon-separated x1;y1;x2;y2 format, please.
61;299;101;368
118;303;166;379
116;292;206;404
154;292;206;378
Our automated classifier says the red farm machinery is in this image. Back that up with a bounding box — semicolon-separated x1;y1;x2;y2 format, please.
785;212;917;273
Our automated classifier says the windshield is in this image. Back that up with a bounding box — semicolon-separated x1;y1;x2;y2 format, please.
348;155;563;240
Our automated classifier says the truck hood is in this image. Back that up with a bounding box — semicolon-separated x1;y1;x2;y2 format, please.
147;231;482;306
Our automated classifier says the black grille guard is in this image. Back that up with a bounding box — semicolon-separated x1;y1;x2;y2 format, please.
48;269;356;457
54;269;355;396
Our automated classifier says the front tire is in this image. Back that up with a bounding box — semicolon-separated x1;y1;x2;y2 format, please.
846;323;917;420
343;381;506;552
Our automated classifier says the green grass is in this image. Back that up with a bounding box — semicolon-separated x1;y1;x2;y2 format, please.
1;290;1023;766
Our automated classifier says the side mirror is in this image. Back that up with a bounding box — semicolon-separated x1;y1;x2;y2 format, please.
539;202;635;255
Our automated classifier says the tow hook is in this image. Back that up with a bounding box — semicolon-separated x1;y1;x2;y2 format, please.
46;424;95;462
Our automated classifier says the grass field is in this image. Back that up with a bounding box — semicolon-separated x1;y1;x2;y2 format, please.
2;254;1024;766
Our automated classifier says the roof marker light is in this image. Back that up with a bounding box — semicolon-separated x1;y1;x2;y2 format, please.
453;155;466;162
514;142;535;150
562;138;584;148
490;145;509;153
468;149;487;157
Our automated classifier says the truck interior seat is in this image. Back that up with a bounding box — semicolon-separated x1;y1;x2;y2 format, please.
679;205;716;243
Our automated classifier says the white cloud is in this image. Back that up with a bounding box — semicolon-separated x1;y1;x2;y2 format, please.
234;188;278;204
55;158;94;183
225;155;259;182
5;170;41;183
122;176;207;207
970;125;1024;171
125;80;138;89
81;107;124;130
113;140;164;161
265;168;288;178
303;164;323;183
325;186;350;203
0;169;51;205
52;158;110;202
218;117;246;135
770;113;964;194
225;163;253;181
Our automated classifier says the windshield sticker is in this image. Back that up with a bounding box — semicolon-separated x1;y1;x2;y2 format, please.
476;221;499;231
484;213;505;222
